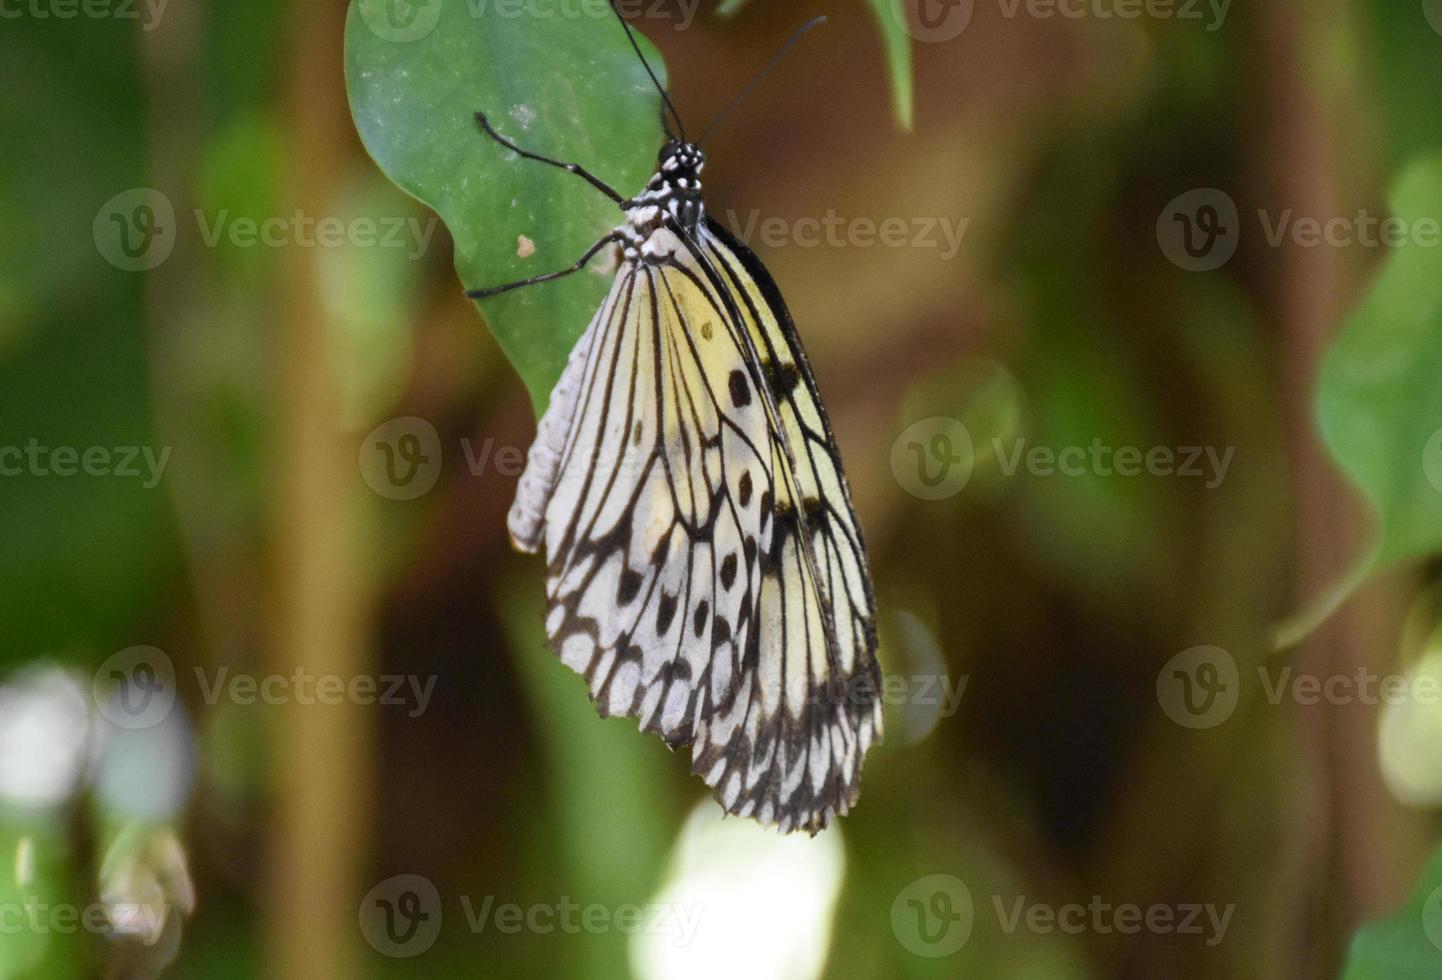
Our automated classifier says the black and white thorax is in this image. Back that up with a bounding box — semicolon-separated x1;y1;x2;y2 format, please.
617;141;707;263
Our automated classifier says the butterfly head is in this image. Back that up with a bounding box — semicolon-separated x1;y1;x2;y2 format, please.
657;140;705;180
627;140;706;242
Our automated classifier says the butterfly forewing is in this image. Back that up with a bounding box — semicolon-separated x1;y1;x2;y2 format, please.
689;221;882;829
510;215;882;833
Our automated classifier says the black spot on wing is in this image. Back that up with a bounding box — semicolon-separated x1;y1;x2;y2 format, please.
762;359;801;398
657;592;677;634
618;567;643;606
693;600;709;637
720;553;737;590
728;369;751;408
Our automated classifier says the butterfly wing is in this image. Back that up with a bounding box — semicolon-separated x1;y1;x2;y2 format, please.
509;223;881;834
689;218;883;830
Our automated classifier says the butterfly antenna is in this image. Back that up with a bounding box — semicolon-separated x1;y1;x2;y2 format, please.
611;2;686;142
699;16;827;147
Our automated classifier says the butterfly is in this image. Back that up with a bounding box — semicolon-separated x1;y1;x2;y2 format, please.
469;12;881;834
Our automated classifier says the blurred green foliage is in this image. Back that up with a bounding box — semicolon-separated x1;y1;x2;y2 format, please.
1318;157;1442;574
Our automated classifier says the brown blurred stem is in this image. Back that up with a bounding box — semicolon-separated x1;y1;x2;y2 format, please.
1257;1;1407;972
267;1;373;977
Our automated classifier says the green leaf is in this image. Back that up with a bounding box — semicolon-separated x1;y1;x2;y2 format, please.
1285;154;1442;644
1341;842;1442;979
863;0;915;130
344;1;668;410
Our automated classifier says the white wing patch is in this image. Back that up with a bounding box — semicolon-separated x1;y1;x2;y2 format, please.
510;223;882;834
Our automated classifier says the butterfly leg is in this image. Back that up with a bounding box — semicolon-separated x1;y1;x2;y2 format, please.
467;232;624;299
475;112;623;204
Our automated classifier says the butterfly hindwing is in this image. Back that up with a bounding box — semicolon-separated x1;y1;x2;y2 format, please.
515;233;772;758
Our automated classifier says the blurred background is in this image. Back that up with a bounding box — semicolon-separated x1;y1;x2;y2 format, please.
5;0;1442;977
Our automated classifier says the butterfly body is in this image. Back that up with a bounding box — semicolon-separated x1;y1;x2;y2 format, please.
619;142;707;262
